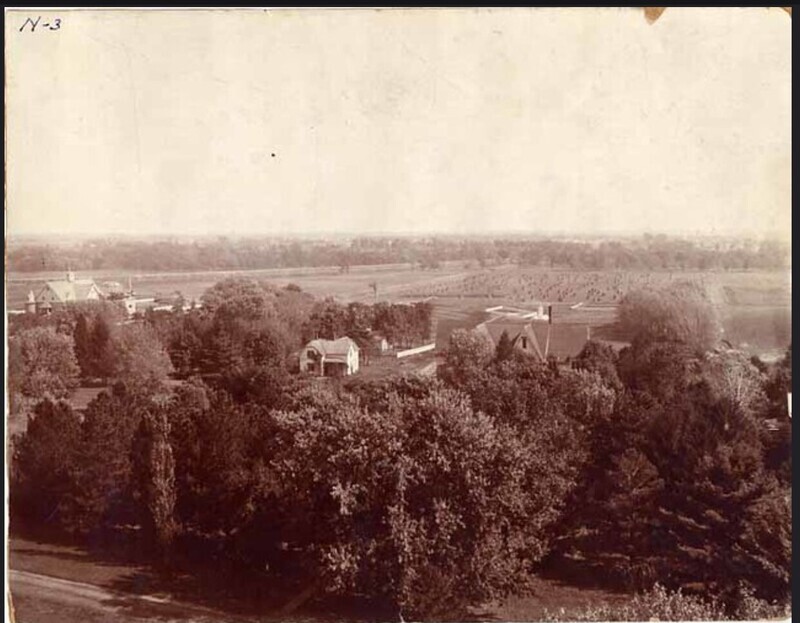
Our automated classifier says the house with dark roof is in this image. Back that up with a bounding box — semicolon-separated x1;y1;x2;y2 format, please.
475;317;545;359
475;316;590;362
33;271;103;314
300;337;360;376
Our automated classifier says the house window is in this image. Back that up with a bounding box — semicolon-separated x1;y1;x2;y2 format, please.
521;336;527;349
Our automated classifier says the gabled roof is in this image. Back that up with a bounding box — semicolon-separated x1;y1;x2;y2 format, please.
529;323;591;360
476;317;527;343
39;279;100;303
475;317;544;360
73;281;99;300
306;337;359;356
475;317;590;361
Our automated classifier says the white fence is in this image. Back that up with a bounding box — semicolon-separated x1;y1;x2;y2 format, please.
396;343;436;359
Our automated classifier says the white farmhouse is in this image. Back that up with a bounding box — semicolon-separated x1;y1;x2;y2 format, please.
300;337;360;377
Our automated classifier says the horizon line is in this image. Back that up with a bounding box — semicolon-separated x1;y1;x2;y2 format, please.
6;230;790;242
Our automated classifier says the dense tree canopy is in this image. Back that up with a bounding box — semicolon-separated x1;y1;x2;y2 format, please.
261;382;575;619
112;323;175;391
619;282;720;353
8;327;80;414
11;399;83;524
8;273;791;620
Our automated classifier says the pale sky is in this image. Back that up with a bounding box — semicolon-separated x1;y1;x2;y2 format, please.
4;8;792;240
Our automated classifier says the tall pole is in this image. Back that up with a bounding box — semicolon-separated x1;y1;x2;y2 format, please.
544;325;551;359
544;305;552;360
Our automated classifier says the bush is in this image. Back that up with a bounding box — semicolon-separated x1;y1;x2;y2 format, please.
543;583;790;621
543;584;725;621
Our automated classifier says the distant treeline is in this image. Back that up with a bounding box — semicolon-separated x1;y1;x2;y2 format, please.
7;235;790;273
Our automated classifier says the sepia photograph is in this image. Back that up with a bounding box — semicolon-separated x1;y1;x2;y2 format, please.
4;7;792;623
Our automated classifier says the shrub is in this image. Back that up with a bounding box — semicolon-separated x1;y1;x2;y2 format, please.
543;584;726;621
543;583;790;621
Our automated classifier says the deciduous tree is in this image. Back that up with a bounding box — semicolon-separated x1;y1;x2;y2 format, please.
8;327;80;414
112;323;174;391
619;282;720;353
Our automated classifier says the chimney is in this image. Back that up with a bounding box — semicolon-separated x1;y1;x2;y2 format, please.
66;270;75;283
548;305;553;324
25;290;37;314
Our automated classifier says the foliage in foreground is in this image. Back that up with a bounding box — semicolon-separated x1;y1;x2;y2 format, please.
543;583;790;622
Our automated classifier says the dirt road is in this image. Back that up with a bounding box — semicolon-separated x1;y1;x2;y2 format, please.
9;569;257;623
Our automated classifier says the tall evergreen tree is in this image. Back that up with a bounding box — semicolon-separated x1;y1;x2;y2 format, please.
11;399;82;525
132;407;177;561
91;315;115;380
70;384;148;531
494;330;514;362
73;314;93;378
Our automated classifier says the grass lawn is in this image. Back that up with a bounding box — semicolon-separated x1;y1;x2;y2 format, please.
9;531;636;622
10;533;151;589
482;575;630;621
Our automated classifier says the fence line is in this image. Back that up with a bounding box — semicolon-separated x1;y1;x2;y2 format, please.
396;343;436;359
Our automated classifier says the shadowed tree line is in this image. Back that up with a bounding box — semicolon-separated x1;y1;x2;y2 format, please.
7;234;790;273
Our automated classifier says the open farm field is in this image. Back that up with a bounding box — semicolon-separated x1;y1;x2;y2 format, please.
6;261;484;311
8;265;790;356
722;306;792;357
398;267;791;306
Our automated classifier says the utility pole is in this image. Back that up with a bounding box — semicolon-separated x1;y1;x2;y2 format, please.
544;305;552;359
